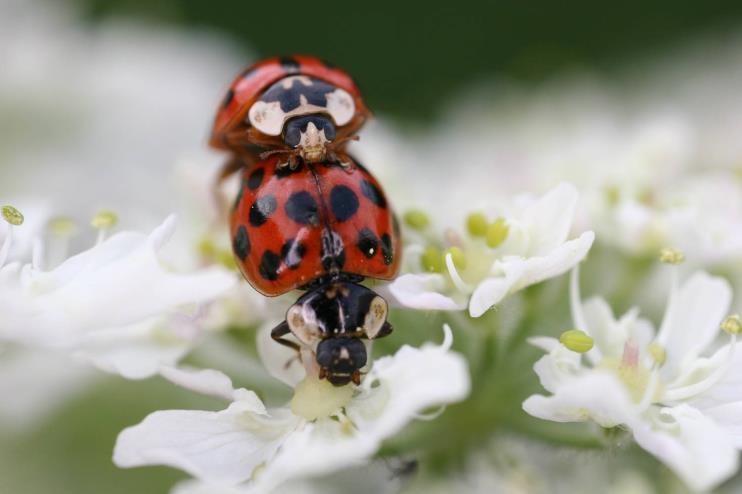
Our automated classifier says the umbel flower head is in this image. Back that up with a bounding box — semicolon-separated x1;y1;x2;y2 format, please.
113;326;470;492
524;256;742;492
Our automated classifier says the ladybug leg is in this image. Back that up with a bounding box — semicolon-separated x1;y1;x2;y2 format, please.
270;320;301;352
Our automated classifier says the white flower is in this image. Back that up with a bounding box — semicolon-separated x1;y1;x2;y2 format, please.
387;183;594;317
523;266;742;492
0;214;236;379
113;326;470;492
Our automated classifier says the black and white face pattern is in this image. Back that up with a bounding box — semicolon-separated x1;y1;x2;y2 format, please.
248;75;355;136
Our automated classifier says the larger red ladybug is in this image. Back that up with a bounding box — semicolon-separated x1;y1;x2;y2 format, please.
230;155;401;385
211;55;371;176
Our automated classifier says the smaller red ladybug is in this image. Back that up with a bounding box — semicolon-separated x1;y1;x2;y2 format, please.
211;55;370;178
230;155;401;385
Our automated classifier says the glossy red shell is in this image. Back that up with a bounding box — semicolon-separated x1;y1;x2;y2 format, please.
211;55;369;150
230;156;401;296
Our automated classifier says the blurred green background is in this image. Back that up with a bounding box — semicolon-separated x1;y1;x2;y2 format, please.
76;0;742;121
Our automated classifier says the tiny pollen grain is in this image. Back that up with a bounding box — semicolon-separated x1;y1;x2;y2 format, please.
721;314;742;335
1;205;24;226
91;210;118;229
659;247;684;265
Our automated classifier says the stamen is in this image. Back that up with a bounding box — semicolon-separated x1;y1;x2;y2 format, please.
485;218;509;249
420;245;443;273
445;247;467;270
445;252;473;293
91;210;118;244
559;329;594;353
569;266;591;339
466;212;488;237
655;266;679;347
403;209;430;231
0;205;24;267
659;247;685;265
2;205;24;226
721;314;742;335
647;342;667;366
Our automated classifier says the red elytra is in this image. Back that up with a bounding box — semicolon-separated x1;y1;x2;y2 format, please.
230;156;401;297
210;55;370;152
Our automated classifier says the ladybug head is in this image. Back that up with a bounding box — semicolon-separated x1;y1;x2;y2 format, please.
284;281;392;386
316;337;367;385
283;115;336;163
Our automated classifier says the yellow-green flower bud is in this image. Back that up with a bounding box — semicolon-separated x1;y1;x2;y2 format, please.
659;247;684;265
721;314;742;335
446;246;467;270
485;218;509;248
647;341;666;366
420;246;443;273
1;205;24;226
466;212;488;237
403;209;429;231
559;329;594;353
91;210;118;230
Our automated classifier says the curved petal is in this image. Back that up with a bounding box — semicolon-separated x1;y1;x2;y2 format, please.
521;182;579;255
523;371;636;428
255;322;310;388
114;398;298;487
632;405;738;492
385;273;465;311
659;271;731;380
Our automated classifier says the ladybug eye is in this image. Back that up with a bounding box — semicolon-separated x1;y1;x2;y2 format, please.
284;120;303;147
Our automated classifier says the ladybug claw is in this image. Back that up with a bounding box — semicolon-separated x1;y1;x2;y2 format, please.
351;370;362;386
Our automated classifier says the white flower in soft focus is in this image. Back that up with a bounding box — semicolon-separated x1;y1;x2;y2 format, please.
0;214;236;379
523;265;742;492
113;326;470;492
386;182;594;317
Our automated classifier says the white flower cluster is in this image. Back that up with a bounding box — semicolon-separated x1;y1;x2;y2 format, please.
6;0;742;492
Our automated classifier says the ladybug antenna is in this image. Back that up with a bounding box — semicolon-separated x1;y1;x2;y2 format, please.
259;147;300;160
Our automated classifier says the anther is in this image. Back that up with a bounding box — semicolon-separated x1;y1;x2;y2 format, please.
559;329;594;353
659;247;684;265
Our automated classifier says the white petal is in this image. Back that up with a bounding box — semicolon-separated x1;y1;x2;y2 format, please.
659;271;731;380
702;402;742;448
632;404;738;492
255;329;470;491
385;273;465;311
114;398;298;486
0;216;236;347
688;344;742;409
256;322;310;388
468;231;594;317
531;346;583;394
523;371;636;427
75;317;193;380
521;182;579;255
159;366;243;402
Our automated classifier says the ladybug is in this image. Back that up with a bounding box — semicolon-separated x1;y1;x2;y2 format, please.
211;55;371;179
230;155;401;385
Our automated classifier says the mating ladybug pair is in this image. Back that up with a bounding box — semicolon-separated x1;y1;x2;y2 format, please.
210;55;401;386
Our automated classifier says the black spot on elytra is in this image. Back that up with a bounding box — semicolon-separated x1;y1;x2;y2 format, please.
247;168;264;191
222;88;235;109
233;225;250;260
381;233;393;265
259;250;281;280
360;179;387;209
249;194;277;227
330;185;359;222
260;77;337;113
281;238;307;269
285;191;320;225
279;56;300;72
356;228;379;259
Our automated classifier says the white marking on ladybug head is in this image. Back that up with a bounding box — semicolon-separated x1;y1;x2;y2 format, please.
247;76;356;137
363;296;388;339
298;122;330;162
339;347;350;360
325;89;354;126
287;303;321;345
